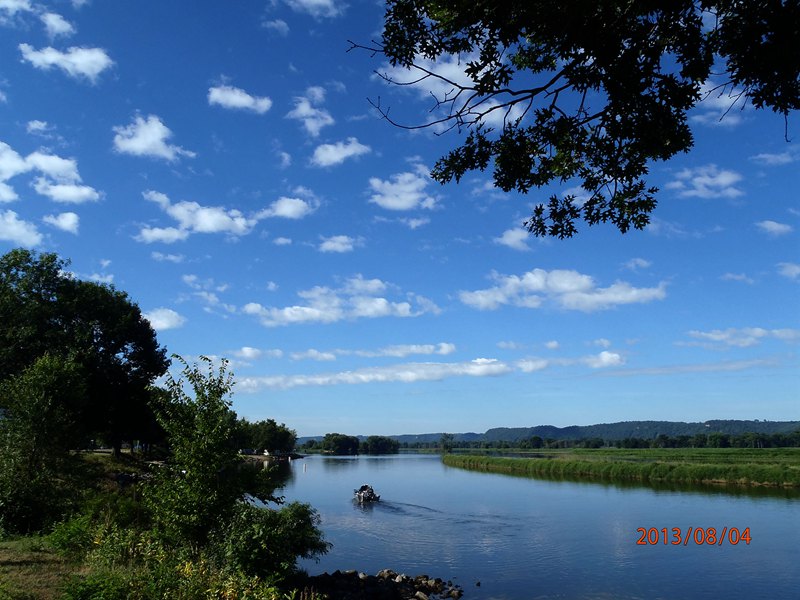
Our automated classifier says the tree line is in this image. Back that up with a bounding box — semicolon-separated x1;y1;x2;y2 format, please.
300;433;400;455
401;430;800;451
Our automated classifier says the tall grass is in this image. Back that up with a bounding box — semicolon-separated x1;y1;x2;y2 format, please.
442;451;800;488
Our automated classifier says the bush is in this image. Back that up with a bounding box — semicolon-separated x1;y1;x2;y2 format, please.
213;502;330;580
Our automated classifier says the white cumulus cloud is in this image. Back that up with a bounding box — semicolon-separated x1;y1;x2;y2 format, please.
755;220;793;236
19;43;112;83
494;227;530;251
286;86;334;136
459;268;666;312
40;12;75;38
665;164;743;199
136;190;259;243
0;209;41;246
143;307;187;331
311;137;370;167
319;234;359;253
113;114;195;161
256;196;317;219
243;275;438;327
368;164;436;211
43;211;79;233
208;84;272;114
284;0;344;19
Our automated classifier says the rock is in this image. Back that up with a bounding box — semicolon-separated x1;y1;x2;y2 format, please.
414;592;429;600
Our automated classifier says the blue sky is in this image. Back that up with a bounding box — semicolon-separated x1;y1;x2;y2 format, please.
1;0;797;437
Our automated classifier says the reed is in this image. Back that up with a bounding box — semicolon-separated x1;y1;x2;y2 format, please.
442;451;800;488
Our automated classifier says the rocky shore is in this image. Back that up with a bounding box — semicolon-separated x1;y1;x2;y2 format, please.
304;568;464;600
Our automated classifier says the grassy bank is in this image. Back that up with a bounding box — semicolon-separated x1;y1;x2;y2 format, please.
442;448;800;488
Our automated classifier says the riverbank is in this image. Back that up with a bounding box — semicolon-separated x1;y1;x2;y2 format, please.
442;448;800;488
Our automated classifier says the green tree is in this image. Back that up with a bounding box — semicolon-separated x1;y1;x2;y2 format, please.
145;356;255;552
354;0;799;237
0;248;169;453
234;418;297;454
360;435;400;454
144;356;327;577
0;354;86;533
440;432;455;453
321;433;360;455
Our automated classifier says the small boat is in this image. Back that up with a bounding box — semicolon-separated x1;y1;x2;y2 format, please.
354;484;380;503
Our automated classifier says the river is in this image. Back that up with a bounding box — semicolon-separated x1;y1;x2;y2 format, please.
277;453;799;599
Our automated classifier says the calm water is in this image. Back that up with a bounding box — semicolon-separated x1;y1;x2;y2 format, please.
277;454;799;599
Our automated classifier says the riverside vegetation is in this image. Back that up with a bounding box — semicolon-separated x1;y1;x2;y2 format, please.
442;448;800;489
1;357;330;600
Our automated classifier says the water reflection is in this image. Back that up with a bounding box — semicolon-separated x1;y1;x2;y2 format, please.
280;454;800;600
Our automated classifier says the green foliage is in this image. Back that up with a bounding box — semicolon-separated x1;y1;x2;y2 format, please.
320;433;360;455
0;248;169;453
0;355;86;533
213;502;330;579
359;435;400;455
145;356;247;551
234;418;298;454
356;0;800;237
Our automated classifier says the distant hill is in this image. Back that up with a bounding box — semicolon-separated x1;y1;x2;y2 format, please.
297;420;800;445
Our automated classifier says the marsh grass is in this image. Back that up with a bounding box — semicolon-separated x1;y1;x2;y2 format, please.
443;448;800;488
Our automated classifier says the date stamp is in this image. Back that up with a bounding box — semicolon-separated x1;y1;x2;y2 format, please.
636;527;751;546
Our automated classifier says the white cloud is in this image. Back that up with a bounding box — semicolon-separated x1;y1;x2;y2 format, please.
665;164;743;199
755;220;793;236
26;120;50;134
686;327;800;348
459;268;666;312
544;340;559;350
40;12;75;38
720;272;754;284
243;275;438;327
238;357;511;391
138;192;276;244
750;150;797;166
113;114;196;161
136;226;189;244
208;84;272;114
19;44;112;83
0;209;41;245
368;164;436;211
777;262;800;280
623;258;651;271
0;1;33;17
151;251;184;263
137;190;255;242
256;196;317;219
33;177;99;203
351;343;456;358
273;236;292;246
286;86;334;136
494;227;529;251
232;346;275;360
0;143;99;204
43;211;78;233
143;307;186;331
310;137;370;167
284;0;344;19
690;81;750;127
291;348;337;361
319;234;359;253
583;351;624;369
262;18;289;35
